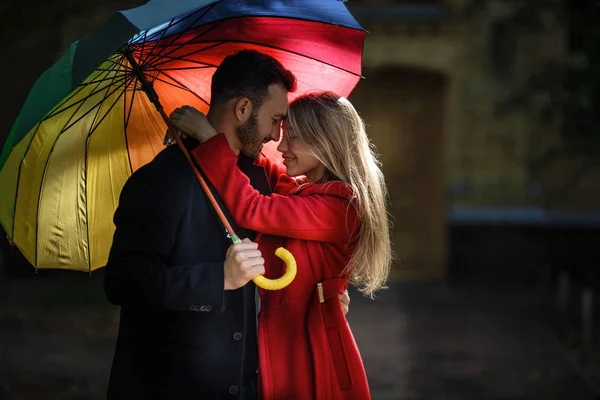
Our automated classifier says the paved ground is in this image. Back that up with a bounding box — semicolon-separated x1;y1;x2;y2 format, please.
0;276;596;399
349;284;596;400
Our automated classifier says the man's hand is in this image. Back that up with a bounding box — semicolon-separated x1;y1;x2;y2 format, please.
169;105;218;143
338;290;350;316
224;238;265;290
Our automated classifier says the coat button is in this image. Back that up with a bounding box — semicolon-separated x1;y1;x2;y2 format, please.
233;332;242;341
229;385;239;395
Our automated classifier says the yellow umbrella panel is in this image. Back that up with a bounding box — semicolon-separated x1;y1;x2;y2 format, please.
0;57;208;272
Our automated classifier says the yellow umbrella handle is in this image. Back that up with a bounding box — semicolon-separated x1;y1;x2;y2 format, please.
252;247;297;291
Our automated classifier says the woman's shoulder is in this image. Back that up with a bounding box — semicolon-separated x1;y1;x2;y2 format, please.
293;180;353;200
272;174;299;195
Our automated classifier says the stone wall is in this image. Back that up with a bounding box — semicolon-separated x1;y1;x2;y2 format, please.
348;0;576;280
358;1;567;209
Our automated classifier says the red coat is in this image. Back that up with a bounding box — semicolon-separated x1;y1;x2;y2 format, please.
192;134;371;399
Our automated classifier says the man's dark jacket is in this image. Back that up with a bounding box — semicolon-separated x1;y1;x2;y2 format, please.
104;141;270;399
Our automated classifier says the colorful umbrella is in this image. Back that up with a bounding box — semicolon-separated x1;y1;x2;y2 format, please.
0;0;365;273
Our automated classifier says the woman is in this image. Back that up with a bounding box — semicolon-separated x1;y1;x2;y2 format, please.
173;91;392;399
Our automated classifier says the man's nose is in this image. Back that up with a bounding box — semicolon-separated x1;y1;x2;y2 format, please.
270;127;281;142
277;136;288;152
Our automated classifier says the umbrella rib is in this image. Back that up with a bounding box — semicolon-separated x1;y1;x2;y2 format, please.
138;30;149;68
15;70;122;257
146;52;218;66
83;55;130;91
103;56;132;72
12;69;121;253
151;20;225;62
159;71;210;106
142;13;202;44
147;37;358;78
96;54;134;73
94;68;130;73
60;77;131;134
78;68;114;85
86;77;132;139
81;75;130;273
106;52;127;62
124;77;138;129
32;76;130;269
123;76;138;175
145;14;365;65
183;38;361;77
145;43;223;69
50;72;119;124
48;69;114;119
86;73;131;139
10;121;43;245
45;75;129;121
82;73;130;86
146;66;214;72
151;75;194;92
140;3;218;66
107;53;123;61
52;70;125;116
146;14;363;76
138;17;177;66
109;53;133;84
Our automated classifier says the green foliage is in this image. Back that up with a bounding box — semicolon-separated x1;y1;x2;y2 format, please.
464;0;600;193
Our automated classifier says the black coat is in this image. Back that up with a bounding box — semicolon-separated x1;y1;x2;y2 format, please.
104;142;271;400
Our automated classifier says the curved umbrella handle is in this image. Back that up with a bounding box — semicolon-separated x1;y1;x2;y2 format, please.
252;247;297;291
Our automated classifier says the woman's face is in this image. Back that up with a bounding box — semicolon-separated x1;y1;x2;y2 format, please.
277;125;325;182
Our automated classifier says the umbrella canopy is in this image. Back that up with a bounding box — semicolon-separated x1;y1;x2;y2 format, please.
0;0;365;273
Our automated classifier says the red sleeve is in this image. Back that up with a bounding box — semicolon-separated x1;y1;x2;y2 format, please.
191;134;357;243
256;153;287;190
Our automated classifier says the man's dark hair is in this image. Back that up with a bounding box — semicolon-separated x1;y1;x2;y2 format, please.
210;50;297;110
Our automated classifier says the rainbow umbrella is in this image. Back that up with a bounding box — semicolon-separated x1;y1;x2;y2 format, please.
0;0;365;273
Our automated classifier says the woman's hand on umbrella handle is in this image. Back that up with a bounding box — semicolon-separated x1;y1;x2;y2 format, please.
170;106;217;143
252;247;297;291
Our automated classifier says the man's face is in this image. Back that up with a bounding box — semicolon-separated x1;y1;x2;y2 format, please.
237;83;289;159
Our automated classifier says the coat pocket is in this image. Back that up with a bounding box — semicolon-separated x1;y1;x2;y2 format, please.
326;327;353;390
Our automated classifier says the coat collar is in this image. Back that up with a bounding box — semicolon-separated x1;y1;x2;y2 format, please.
291;180;354;200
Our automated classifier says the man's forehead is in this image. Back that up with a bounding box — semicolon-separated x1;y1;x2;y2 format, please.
267;83;289;102
264;90;289;115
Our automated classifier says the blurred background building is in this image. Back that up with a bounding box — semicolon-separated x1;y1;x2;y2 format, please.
347;0;600;288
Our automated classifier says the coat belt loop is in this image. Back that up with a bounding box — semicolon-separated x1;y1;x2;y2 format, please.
317;283;325;303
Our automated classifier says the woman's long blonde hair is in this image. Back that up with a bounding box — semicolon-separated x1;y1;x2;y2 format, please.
286;91;392;297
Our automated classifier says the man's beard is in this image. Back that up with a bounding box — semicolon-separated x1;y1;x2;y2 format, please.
236;112;263;159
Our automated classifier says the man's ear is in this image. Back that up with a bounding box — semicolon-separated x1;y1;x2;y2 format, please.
234;98;254;124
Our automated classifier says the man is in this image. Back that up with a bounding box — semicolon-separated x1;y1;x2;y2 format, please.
104;50;348;399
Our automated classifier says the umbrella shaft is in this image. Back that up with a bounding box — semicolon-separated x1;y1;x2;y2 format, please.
121;47;240;245
123;49;162;111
